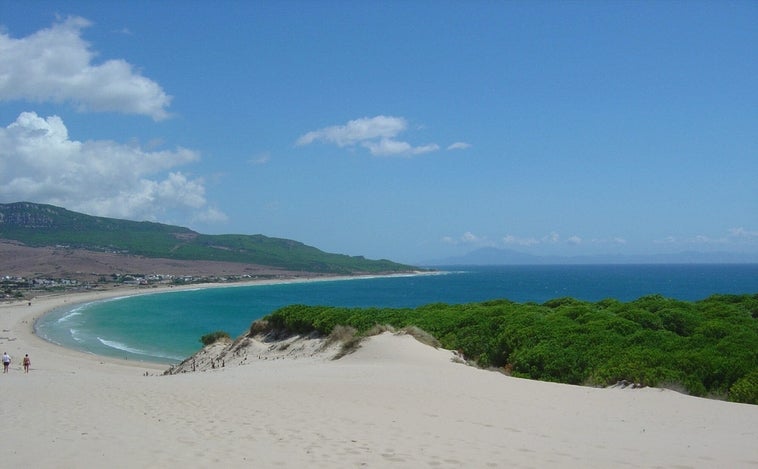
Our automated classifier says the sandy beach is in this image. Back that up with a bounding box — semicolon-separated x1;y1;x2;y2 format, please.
0;286;756;468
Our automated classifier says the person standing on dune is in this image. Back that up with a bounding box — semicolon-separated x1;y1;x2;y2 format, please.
23;354;30;373
2;352;10;373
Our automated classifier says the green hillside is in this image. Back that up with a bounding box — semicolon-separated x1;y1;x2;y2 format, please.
0;202;416;274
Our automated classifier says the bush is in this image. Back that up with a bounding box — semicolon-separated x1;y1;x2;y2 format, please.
400;325;441;348
328;325;361;359
248;319;270;336
327;324;359;345
729;369;758;404
262;294;758;401
200;330;231;346
365;324;396;336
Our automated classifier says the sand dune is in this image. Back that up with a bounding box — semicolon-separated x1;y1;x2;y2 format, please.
0;288;756;468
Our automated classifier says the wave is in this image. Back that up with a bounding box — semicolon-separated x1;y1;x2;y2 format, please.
57;308;84;323
99;295;136;303
55;297;117;321
97;337;150;355
96;337;184;361
70;328;85;343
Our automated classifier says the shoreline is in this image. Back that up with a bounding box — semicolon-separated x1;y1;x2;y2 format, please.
0;276;757;467
23;271;439;366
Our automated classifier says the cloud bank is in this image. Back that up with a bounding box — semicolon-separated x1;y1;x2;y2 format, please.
296;115;467;157
655;228;758;247
0;112;224;223
0;16;171;120
444;231;628;250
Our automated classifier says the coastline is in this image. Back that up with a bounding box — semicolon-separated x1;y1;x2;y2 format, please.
27;271;439;365
1;280;757;467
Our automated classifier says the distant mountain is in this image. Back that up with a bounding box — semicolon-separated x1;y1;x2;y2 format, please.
424;247;758;266
0;202;415;274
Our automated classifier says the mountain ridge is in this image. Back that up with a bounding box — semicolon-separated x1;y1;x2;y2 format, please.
0;202;416;275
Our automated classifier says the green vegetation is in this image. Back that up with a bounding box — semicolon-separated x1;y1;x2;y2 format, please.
260;293;758;404
728;369;758;405
200;331;231;346
0;202;416;274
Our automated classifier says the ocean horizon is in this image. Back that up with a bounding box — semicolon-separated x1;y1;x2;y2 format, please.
35;264;758;364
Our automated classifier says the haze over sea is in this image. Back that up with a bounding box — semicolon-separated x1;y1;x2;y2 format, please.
36;265;758;364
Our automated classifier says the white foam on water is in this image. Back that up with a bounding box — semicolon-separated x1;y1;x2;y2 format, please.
96;337;184;361
97;337;147;355
70;328;84;343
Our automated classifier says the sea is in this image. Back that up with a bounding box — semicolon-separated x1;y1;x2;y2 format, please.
35;264;758;365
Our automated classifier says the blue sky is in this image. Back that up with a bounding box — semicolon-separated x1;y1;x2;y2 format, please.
1;1;756;264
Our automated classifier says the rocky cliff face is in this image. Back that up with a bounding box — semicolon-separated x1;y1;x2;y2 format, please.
0;202;58;228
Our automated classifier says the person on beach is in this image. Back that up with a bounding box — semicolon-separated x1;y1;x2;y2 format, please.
2;352;10;373
23;354;30;373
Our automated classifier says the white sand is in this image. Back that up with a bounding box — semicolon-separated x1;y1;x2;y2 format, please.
1;288;757;468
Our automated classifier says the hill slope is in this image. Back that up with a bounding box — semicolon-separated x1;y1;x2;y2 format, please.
0;202;415;275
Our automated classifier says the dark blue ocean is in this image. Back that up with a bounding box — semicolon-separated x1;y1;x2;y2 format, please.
35;264;758;364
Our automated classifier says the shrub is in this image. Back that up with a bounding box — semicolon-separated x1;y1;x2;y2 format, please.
260;294;758;401
400;325;441;348
248;319;271;336
328;325;361;359
200;330;231;346
365;324;396;336
327;324;359;344
729;369;758;404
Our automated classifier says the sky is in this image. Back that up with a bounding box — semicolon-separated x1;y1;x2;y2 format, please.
0;1;756;264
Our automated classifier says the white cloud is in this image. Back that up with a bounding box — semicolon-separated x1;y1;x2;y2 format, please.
192;206;228;224
249;152;271;165
296;115;442;157
589;237;627;245
0;16;172;120
296;115;406;147
362;138;412;155
729;227;758;239
461;231;482;244
362;138;439;156
442;231;494;247
113;27;133;36
654;230;758;247
693;235;720;244
447;142;471;151
503;234;539;247
0;112;224;223
449;231;638;251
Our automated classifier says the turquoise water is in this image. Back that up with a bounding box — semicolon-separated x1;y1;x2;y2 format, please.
35;264;758;364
